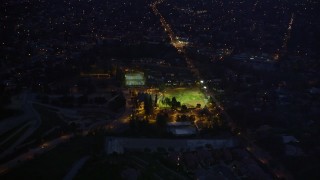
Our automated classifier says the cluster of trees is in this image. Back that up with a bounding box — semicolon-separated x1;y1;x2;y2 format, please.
129;107;171;136
156;111;169;127
129;115;149;133
143;94;153;115
134;93;158;116
161;97;181;109
176;114;195;122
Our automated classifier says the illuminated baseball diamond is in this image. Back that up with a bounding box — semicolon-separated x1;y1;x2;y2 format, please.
125;72;145;86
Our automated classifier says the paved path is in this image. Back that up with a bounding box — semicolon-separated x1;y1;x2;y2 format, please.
0;92;41;160
63;156;90;180
0;134;73;175
0;122;30;146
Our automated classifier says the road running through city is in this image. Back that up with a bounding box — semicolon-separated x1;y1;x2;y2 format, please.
150;1;293;179
0;134;73;175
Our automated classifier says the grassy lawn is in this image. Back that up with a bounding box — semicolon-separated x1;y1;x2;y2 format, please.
158;88;208;108
2;135;104;180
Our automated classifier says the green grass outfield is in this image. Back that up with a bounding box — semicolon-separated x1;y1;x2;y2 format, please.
158;88;208;108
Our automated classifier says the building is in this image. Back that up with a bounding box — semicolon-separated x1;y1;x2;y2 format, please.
167;122;197;136
125;71;145;86
105;137;238;154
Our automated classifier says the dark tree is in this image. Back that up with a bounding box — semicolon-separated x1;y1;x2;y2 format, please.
164;97;171;107
171;97;181;109
144;94;153;115
172;97;178;107
154;94;158;107
156;112;169;127
181;105;188;112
